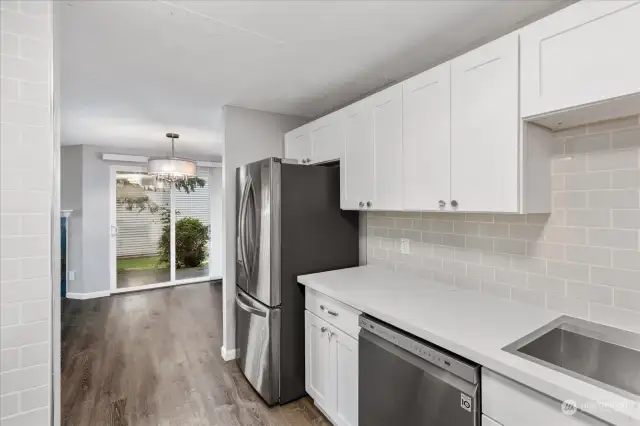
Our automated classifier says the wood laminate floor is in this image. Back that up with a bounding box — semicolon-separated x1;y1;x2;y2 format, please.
61;281;331;426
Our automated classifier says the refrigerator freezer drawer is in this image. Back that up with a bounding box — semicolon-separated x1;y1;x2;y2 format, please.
235;289;281;405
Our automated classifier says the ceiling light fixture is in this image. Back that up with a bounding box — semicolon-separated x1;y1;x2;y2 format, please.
148;133;197;182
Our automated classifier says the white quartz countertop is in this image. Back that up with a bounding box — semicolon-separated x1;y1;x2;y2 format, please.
298;265;640;426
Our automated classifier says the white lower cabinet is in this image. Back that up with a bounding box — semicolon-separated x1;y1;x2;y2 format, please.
482;414;503;426
482;369;607;426
305;309;359;426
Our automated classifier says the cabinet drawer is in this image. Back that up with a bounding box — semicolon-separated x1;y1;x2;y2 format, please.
306;288;361;339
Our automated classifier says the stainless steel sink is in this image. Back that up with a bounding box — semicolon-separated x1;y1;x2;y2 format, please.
503;316;640;400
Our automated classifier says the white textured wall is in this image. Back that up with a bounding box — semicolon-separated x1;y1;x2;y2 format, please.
366;115;640;334
221;106;307;355
0;1;53;424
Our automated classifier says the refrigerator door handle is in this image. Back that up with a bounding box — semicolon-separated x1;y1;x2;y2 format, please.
238;177;251;279
236;293;267;317
246;179;258;277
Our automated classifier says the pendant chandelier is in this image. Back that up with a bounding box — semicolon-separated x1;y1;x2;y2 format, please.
148;133;197;182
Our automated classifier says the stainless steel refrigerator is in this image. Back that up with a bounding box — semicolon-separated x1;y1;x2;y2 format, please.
235;158;359;405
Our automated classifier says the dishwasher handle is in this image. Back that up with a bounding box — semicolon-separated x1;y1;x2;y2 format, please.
360;328;479;398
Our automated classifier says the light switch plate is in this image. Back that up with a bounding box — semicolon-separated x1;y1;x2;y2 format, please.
401;239;410;254
69;271;75;281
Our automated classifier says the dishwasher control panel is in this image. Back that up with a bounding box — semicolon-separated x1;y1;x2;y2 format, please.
359;315;479;384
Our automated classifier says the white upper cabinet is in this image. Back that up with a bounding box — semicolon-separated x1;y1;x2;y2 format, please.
343;99;374;209
311;112;344;164
370;84;403;211
521;1;640;118
451;32;520;213
402;62;451;211
285;125;313;164
342;84;403;210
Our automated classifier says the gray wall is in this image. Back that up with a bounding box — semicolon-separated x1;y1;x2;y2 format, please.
61;145;84;293
61;144;221;294
366;115;640;334
221;106;308;353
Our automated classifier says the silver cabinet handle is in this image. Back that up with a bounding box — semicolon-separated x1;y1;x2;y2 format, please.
320;305;338;316
366;201;372;208
438;200;446;208
451;200;459;208
358;201;364;208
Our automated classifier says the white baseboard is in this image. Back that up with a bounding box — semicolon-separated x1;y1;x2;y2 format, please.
221;346;238;361
65;291;111;300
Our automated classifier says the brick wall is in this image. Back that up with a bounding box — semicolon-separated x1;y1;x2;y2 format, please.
1;1;53;425
366;115;640;334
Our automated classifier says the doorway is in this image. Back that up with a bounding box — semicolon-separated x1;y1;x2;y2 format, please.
109;164;219;293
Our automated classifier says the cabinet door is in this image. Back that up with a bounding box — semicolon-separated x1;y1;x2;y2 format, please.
371;84;403;211
305;311;332;411
451;32;519;213
343;100;374;209
402;63;451;211
330;327;358;426
285;127;313;164
311;114;344;164
521;1;640;118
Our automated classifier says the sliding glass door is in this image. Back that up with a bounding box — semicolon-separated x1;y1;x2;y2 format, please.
110;165;214;292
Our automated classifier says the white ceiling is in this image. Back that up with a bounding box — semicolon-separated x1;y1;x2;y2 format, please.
59;0;569;157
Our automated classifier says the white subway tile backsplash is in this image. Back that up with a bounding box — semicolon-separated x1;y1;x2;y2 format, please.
588;228;638;249
1;407;48;426
495;269;527;287
527;274;565;295
0;279;49;304
614;289;640;313
494;238;526;255
588;189;639;209
612;249;640;271
612;210;640;229
590;303;640;334
366;115;640;330
565;245;610;267
612;128;640;150
19;384;49;411
611;170;640;189
587;149;639;171
546;295;589;318
567;281;613;305
20;299;48;323
547;260;589;282
565;133;610;154
591;266;640;291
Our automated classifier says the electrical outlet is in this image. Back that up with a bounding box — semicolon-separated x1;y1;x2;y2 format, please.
69;271;75;281
401;238;410;254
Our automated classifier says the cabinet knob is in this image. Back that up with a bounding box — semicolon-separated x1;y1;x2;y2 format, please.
451;200;459;208
438;200;446;208
306;158;311;163
359;201;364;208
366;201;372;208
321;326;327;333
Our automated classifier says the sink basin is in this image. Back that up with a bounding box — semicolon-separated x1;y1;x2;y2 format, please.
503;316;640;399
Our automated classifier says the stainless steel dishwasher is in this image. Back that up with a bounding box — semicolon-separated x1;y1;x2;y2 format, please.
359;315;481;426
